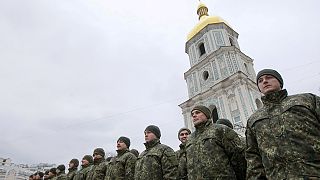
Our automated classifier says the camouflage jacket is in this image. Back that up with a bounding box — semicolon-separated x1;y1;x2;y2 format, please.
176;143;187;180
134;139;178;180
186;120;246;180
105;149;137;180
246;90;320;179
56;172;68;180
67;168;77;180
73;164;92;180
87;158;107;180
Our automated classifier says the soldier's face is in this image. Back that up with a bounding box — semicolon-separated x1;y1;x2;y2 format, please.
81;159;89;166
191;110;208;126
179;130;190;143
68;162;74;168
93;153;102;160
144;130;157;142
258;75;281;95
48;172;54;177
117;140;127;150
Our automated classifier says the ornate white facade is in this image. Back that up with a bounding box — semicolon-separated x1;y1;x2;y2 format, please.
179;3;262;133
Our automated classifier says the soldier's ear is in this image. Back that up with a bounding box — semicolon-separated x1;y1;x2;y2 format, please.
211;106;219;123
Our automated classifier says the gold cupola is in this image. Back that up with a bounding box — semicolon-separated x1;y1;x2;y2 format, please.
187;2;231;41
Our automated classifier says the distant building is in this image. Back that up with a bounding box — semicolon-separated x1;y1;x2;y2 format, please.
0;157;55;180
179;2;262;133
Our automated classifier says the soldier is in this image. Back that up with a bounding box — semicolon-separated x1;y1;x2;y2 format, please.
87;148;107;180
216;118;233;129
186;105;246;179
105;136;137;180
67;159;79;180
56;165;67;180
130;149;139;158
176;128;191;180
47;168;57;180
74;155;93;180
246;69;320;179
135;125;178;180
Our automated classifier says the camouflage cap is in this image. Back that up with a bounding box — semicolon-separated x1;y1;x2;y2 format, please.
69;158;79;167
130;149;139;158
49;168;57;174
117;136;131;148
256;69;283;90
216;118;234;129
191;105;211;119
93;148;105;157
82;155;93;164
56;164;65;172
145;125;161;139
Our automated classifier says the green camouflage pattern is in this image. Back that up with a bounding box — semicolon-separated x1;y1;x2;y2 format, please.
67;168;77;180
176;143;187;180
134;139;178;180
73;165;92;180
56;173;68;180
186;120;246;180
104;149;137;180
246;90;320;179
87;158;107;180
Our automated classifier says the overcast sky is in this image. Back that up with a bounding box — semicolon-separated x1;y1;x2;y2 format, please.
0;0;319;165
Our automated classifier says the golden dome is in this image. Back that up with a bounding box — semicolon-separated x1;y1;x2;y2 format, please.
187;2;230;41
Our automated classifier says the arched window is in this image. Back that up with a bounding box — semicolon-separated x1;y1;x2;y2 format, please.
244;63;250;74
199;43;206;56
202;71;209;81
229;37;234;46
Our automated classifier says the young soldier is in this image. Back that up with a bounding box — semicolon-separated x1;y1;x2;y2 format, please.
67;159;79;180
186;105;246;179
135;125;178;180
87;148;107;180
56;165;67;180
73;155;93;180
105;136;137;180
176;128;191;180
246;69;320;179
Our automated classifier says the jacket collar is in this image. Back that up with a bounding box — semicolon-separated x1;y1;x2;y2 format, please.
262;89;287;104
144;139;160;149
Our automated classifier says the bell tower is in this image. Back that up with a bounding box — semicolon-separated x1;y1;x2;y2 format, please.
179;2;262;133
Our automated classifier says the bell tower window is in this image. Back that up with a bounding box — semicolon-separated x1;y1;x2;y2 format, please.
198;43;206;56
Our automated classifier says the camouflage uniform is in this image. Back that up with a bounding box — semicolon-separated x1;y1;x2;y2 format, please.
73;164;92;180
87;158;107;180
67;168;77;180
134;139;178;180
105;149;137;180
56;173;67;180
246;90;320;179
186;120;246;180
176;143;187;180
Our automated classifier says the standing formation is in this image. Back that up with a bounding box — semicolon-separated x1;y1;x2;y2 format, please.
28;69;319;180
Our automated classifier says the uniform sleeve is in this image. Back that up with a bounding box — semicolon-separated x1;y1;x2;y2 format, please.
245;126;267;180
124;153;137;180
221;128;247;180
177;151;188;180
161;147;179;180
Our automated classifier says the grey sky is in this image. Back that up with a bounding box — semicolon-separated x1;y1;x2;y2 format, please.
0;0;319;165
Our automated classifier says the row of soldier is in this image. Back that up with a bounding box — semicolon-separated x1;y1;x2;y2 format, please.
29;69;320;179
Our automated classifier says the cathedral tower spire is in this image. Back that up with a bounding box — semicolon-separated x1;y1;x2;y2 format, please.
179;1;262;133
